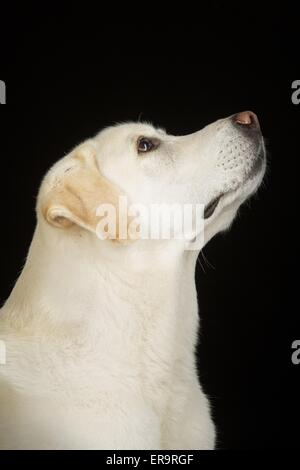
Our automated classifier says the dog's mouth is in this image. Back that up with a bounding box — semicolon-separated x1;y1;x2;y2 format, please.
204;195;223;219
204;149;266;220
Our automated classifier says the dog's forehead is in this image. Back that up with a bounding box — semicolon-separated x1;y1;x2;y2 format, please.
95;122;167;143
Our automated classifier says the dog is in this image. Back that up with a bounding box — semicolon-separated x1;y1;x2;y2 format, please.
0;111;266;449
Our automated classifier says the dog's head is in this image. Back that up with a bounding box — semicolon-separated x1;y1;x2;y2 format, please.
38;112;266;251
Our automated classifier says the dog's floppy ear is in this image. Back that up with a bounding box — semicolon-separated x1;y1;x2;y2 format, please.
41;143;122;238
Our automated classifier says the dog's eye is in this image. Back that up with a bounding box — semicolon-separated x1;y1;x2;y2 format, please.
137;137;159;154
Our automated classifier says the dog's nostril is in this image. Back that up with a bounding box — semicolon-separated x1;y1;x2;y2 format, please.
233;111;260;130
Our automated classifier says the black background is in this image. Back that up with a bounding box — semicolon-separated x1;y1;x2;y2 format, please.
0;2;298;450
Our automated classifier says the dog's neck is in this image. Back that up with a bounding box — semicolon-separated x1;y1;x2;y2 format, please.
3;222;200;340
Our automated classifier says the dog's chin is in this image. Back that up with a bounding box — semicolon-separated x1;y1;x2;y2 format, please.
203;156;266;243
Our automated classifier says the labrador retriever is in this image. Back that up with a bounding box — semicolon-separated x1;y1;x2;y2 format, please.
0;111;266;449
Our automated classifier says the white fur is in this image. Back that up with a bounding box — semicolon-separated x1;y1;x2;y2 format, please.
0;116;265;449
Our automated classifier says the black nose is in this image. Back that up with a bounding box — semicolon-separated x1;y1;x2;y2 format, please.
232;111;260;130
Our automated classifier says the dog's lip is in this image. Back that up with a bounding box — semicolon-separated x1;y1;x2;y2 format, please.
204;152;266;220
204;194;223;219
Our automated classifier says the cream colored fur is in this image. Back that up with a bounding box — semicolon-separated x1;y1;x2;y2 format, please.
0;116;265;449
